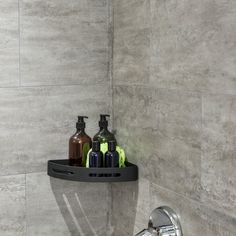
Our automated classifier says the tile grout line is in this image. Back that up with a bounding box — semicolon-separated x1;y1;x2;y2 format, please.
0;82;235;99
0;171;46;178
109;0;114;131
18;0;21;87
200;93;203;207
107;0;114;235
0;82;111;90
24;173;27;236
112;83;236;98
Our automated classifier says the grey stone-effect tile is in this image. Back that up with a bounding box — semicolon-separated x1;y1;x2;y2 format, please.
20;0;109;86
0;174;26;236
132;178;151;234
113;85;201;200
202;94;236;218
0;84;110;175
26;172;110;236
110;180;139;236
113;0;150;85
150;183;236;236
150;0;236;94
0;0;19;87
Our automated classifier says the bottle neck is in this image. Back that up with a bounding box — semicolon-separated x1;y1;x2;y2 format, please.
76;128;85;133
109;147;115;152
100;126;108;131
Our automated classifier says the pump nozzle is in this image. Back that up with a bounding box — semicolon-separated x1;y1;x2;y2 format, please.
99;114;110;128
100;114;110;120
78;116;88;122
77;116;88;129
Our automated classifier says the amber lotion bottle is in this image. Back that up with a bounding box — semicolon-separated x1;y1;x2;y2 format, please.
69;116;92;166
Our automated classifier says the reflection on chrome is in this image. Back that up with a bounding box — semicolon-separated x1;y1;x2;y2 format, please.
135;206;183;236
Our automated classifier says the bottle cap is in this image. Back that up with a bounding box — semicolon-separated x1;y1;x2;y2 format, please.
76;116;88;129
108;140;116;152
99;114;110;128
92;141;100;152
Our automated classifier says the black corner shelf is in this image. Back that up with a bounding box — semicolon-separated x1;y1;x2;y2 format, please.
47;159;138;182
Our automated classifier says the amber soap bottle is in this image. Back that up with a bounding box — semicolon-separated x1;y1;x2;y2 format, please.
69;116;92;166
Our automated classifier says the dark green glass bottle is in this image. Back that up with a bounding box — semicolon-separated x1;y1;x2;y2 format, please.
93;114;116;144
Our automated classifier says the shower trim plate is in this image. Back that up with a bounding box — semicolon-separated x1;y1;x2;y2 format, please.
135;206;183;236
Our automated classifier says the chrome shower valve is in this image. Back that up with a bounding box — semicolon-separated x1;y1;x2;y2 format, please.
135;206;183;236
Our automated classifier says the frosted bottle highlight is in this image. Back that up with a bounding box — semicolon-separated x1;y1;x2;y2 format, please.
69;116;91;166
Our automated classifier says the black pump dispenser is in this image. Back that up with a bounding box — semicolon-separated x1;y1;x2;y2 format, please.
76;116;88;130
99;114;109;129
93;114;116;144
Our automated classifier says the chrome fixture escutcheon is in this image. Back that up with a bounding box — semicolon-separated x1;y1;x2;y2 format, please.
135;206;183;236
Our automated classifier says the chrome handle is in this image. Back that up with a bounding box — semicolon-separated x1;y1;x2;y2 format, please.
135;206;183;236
135;229;158;236
158;225;176;236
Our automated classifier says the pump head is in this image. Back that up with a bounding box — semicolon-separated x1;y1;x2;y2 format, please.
99;114;110;128
76;116;88;129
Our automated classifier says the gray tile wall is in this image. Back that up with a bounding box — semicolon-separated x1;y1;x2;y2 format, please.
1;0;235;235
0;0;111;235
112;0;236;235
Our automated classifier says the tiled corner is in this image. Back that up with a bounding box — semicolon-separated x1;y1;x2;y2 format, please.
132;178;151;234
113;85;202;200
112;0;236;235
26;172;110;236
111;178;151;236
202;94;236;218
0;84;109;175
0;0;19;87
150;0;236;94
111;180;140;236
113;0;150;85
0;174;25;236
20;0;109;86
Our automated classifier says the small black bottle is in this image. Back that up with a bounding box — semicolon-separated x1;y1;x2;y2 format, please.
89;141;103;176
105;141;119;176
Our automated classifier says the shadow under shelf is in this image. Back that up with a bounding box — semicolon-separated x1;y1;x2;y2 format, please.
47;159;138;182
